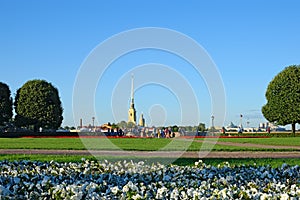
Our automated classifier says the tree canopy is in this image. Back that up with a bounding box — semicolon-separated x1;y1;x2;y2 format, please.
0;82;13;125
262;65;300;135
198;123;206;132
14;80;63;131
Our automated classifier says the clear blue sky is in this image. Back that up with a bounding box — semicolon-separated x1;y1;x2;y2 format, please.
1;1;299;128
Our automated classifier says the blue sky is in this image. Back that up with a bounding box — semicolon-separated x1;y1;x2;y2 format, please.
1;1;299;128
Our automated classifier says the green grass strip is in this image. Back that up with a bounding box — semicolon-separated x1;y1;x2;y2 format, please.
212;137;300;146
0;154;300;168
0;138;299;151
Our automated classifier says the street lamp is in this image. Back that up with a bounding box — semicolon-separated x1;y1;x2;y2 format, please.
211;115;215;134
92;117;95;128
240;114;243;129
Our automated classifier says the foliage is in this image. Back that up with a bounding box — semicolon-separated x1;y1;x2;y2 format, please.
127;122;136;128
14;80;63;131
117;121;127;129
198;123;206;132
0;82;13;125
172;125;179;132
262;65;300;135
111;123;118;129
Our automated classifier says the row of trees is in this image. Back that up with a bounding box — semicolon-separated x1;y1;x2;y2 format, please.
0;80;63;131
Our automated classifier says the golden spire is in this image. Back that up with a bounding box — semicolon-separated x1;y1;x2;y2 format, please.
130;74;134;108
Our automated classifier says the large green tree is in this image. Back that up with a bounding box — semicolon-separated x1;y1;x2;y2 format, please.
14;80;63;131
0;82;13;125
262;65;300;136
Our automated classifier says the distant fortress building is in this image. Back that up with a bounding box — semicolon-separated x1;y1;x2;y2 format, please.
128;74;145;127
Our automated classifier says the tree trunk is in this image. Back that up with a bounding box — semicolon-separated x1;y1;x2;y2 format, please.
292;123;296;137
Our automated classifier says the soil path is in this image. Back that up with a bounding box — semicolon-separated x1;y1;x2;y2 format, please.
1;149;300;158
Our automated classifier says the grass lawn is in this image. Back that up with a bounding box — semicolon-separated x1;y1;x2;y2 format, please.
209;137;300;146
0;154;299;168
0;138;87;150
0;137;298;151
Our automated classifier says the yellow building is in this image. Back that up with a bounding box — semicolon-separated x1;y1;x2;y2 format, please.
139;113;145;127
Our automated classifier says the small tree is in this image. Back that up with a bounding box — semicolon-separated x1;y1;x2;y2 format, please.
172;125;179;132
127;122;136;128
117;120;128;129
14;80;63;131
111;123;118;130
0;82;13;125
262;65;300;136
198;123;206;132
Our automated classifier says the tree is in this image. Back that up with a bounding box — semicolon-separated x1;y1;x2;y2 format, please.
0;82;13;125
14;80;63;131
111;123;118;130
172;125;179;132
262;65;300;136
198;123;206;132
127;122;136;128
117;121;128;129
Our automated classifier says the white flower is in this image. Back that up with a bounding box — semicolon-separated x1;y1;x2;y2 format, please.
122;185;129;193
280;193;289;200
156;187;168;199
260;193;269;200
170;188;179;199
0;159;300;199
181;190;188;199
111;186;119;195
70;191;83;200
219;188;227;198
132;193;142;200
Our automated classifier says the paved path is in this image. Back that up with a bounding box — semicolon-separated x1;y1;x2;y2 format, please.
1;149;300;158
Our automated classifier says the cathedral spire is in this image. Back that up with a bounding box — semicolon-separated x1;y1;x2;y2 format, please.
128;74;136;124
130;74;134;107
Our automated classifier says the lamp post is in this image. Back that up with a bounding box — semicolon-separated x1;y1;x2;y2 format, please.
240;114;243;129
211;115;215;135
92;117;95;128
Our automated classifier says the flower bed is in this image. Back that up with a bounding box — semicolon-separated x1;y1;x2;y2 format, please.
0;159;299;199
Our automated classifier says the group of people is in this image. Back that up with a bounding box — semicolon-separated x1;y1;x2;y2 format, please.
139;127;176;138
104;128;124;136
104;127;181;138
157;128;176;138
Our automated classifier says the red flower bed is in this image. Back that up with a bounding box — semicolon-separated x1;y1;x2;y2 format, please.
21;135;140;139
21;135;270;139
